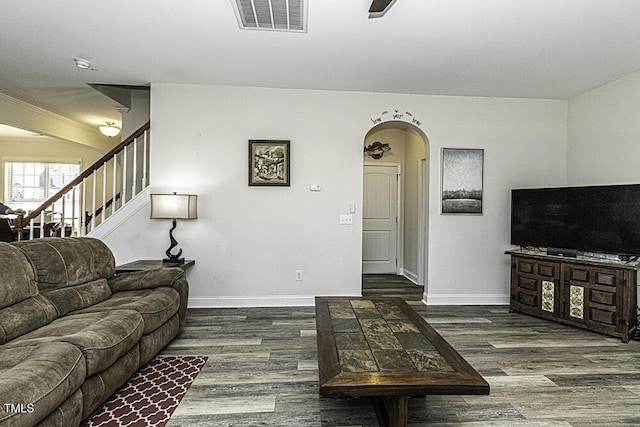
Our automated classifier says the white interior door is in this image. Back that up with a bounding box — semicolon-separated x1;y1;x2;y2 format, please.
363;164;399;274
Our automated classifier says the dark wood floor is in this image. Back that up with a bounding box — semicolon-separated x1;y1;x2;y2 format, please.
162;275;640;426
361;274;424;300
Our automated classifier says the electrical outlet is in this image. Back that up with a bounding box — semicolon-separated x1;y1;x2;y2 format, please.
295;270;303;281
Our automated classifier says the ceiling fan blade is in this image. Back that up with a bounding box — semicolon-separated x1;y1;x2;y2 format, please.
369;0;395;13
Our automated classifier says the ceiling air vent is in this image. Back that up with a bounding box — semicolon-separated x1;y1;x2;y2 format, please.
232;0;307;32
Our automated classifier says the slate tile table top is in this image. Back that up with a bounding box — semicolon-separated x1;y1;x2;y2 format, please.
315;297;489;427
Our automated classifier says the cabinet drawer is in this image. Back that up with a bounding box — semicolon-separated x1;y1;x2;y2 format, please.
589;307;616;326
516;291;538;309
516;276;538;291
589;288;616;306
595;271;617;286
517;259;559;278
568;266;619;287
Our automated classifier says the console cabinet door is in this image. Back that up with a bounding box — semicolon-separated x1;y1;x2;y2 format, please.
563;265;625;335
511;257;561;317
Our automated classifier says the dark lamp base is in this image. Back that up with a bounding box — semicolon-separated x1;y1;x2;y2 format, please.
163;257;185;265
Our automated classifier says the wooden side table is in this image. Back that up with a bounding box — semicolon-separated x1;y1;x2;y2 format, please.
115;259;195;273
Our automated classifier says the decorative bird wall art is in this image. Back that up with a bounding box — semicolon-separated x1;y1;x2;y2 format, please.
364;141;391;159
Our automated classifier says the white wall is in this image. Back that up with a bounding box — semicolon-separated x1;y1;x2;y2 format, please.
567;70;640;185
103;84;567;307
120;89;150;139
424;97;567;304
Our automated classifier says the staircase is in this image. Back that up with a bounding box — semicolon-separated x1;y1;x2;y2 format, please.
12;121;151;240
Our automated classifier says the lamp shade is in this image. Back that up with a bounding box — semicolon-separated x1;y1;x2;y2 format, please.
150;194;198;219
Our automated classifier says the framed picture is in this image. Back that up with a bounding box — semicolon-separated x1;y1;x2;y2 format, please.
441;148;484;214
248;140;290;186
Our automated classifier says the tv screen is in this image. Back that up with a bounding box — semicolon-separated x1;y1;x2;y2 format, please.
511;184;640;256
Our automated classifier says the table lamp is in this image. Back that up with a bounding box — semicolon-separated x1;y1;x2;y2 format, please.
150;193;197;264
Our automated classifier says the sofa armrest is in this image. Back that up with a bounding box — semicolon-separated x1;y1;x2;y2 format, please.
108;267;184;292
108;267;189;333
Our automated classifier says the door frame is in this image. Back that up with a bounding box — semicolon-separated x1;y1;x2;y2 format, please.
418;157;428;290
363;162;402;275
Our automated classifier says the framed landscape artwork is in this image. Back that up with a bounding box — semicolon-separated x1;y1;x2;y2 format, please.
248;140;290;186
441;148;484;214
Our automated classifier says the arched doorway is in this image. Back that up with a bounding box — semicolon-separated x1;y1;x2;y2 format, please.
362;121;430;299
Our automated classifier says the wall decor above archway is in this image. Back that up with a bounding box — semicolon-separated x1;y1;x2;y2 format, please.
370;109;422;128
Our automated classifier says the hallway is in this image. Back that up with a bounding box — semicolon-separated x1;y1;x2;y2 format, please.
362;274;424;301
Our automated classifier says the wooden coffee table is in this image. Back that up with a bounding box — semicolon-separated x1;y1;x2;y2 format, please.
315;297;489;427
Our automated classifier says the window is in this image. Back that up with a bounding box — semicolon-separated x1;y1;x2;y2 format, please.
4;161;80;212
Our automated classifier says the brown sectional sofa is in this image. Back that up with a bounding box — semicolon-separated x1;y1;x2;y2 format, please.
0;237;189;427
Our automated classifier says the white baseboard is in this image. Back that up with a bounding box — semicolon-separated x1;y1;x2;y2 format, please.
424;293;509;305
188;294;361;308
400;269;420;285
189;293;508;308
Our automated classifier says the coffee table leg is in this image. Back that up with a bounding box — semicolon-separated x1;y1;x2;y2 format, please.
372;397;389;426
372;395;409;427
390;395;409;427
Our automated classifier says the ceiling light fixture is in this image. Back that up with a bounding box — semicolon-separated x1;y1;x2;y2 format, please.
99;121;121;138
74;58;91;69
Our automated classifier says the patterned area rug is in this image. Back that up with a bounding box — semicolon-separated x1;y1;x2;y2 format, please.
84;355;207;427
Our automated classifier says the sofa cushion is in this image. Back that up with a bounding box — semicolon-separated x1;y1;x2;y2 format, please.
139;313;180;366
5;310;144;377
43;279;112;317
0;243;58;345
35;388;83;427
76;287;181;334
80;344;140;420
0;242;38;308
0;294;58;346
0;342;85;427
12;237;115;315
12;237;116;290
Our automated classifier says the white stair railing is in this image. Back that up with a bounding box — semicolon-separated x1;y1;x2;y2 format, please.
14;121;150;240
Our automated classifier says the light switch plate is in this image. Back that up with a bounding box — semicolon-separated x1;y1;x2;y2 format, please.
340;214;354;225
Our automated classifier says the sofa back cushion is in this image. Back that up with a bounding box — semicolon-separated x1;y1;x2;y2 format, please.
41;279;112;316
0;243;57;344
11;237;115;315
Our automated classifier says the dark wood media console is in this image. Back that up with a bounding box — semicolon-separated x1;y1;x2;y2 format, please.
507;249;638;342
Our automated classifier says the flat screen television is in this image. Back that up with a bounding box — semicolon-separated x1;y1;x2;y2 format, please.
511;184;640;257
